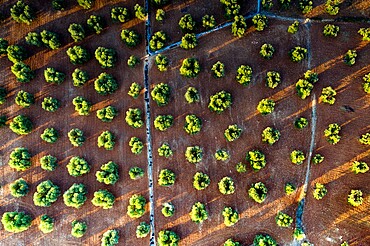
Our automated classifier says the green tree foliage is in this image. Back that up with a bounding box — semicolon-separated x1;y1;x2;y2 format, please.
111;7;129;23
161;202;175;217
127;194;146;218
208;90;232;113
324;123;341;144
179;14;195;33
1;211;32;233
261;127;280;145
184;87;199;103
351;161;369;174
40;155;58;171
312;154;324;164
358;27;370;41
325;0;341;15
299;0;313;14
248;182;267;203
101;229;120;246
87;15;105;34
293;228;305;240
253;234;277;246
236;162;247;173
158;143;173;158
260;43;275;59
91;189;115;209
7;45;27;63
313;182;327;200
323;24;340;37
40;30;61;50
0;87;6;105
231;15;247;37
128;82;142;98
152;0;169;7
40;127;58;143
42;97;59;112
257;98;275;115
97;131;115;150
347;189;363;207
363;73;370;93
72;96;91;115
236;65;253;86
77;0;94;9
125;108;144;128
156;9;165;21
266;71;281;89
10;0;35;25
158;169;176;186
9;178;29;198
218;177;235;195
184;114;202;135
151;83;170;106
359;132;370;145
285;183;296;195
193;172;210;190
202;15;216;29
129;137;144;154
129;167;144;180
33;180;61;207
97;106;117;122
211;61;225;78
290;150;305;165
288;21;299;34
294;117;308;129
15;90;34;108
25;32;42;46
0;38;8;55
150;31;167;51
305;70;319;83
71;220;87;238
279;0;292;9
72;68;89;87
289;46;307;62
246;150;266;171
68;128;85;146
95;47;116;68
262;0;273;10
157;230;180;246
0;115;6;127
343;49;357;66
340;242;349;246
39;215;54;233
185;146;203;163
63;183;87;208
68;23;85;42
11;62;34;83
189;202;208;223
252;14;268;31
44;67;65;85
180;57;201;78
320;86;337;105
222;207;239;226
220;0;241;19
275;212;293;227
224;124;242;142
134;4;147;20
136;222;150;238
66;46;90;65
224;239;241;246
155;54;169;71
10;115;33;135
127;55;140;68
51;0;65;10
121;29;140;47
67;156;90;177
94;73;118;95
296;79;313;99
180;33;198;50
215;149;230;161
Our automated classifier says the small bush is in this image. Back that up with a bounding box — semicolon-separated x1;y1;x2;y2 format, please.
179;14;195;33
129;167;144;180
95;47;116;68
91;189;115;209
129;137;144;155
11;62;34;83
294;117;308;129
185;146;203;164
252;14;268;31
15;90;34;108
248;182;267;203
193;172;210;190
275;212;293;227
87;15;105;34
231;15;247;37
97;106;117;122
324;123;341;144
222;207;239;226
9;178;29;198
39;215;54;234
202;15;216;29
127;55;140;68
154;115;174;131
127;194;146;218
289;46;307;62
157;230;179;246
215;149;230;161
261;127;280;145
125;108;144;128
288;21;299;34
211;61;225;78
312;154;324;165
63;183;87;208
68;128;85;147
101;229;119;246
208;90;232;113
296;79;313;99
33;180;61;207
42;97;59;112
224;239;241;246
156;9;165;21
161;202;175;217
347;189;363;207
77;0;94;9
7;45;27;63
25;32;42;46
40;155;58;171
71;220;87;238
266;71;281;89
236;65;253;86
136;222;150;238
190;202;208;223
246;150;266;171
40;127;58;143
121;29;140;47
151;83;170;106
158;169;176;186
158;143;173;158
236;162;247;173
68;23;85;42
72;96;91;115
260;43;275;59
359;132;370;145
290;150;305;165
149;31;167;51
155;54;169;71
304;70;319;83
44;67;65;85
218;177;235;195
111;7;129;23
313;182;327;200
343;49;357;66
363;73;370;93
67;156;90;177
1;211;32;233
66;46;90;65
358;27;370;41
323;24;340;37
180;33;198;50
184;114;202;135
180;58;201;78
257;98;275;115
224;124;242;142
134;4;147;20
72;68;89;87
10;115;33;135
253;234;277;246
351;161;369;174
40;30;61;50
285;183;296;195
10;1;35;25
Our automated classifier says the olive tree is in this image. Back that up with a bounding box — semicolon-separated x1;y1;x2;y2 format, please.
129;137;144;154
77;0;94;9
189;202;208;224
0;38;8;54
91;189;115;209
128;82;142;98
111;7;129;23
1;211;32;233
193;172;210;190
68;128;85;146
184;114;202;135
179;58;201;78
253;234;277;246
290;150;305;165
156;9;165;21
40;127;58;143
246;150;266;171
222;207;239;226
299;0;313;14
66;46;90;65
72;96;91;115
40;30;61;50
25;32;42;46
208;90;232;113
261;127;280;145
155;54;169;71
252;14;268;31
359;132;370;145
127;55;140;68
44;67;65;85
285;183;296;195
101;229;119;246
149;31;167;51
348;189;363;207
127;194;146;218
296;79;313;99
161;202;175;217
33;180;61;207
324;123;341;144
10;115;33;135
235;162;247;173
68;23;85;42
220;0;241;19
224;239;241;246
129;167;144;180
9;178;29;198
154;115;173;131
158;169;176;186
185;87;199;103
95;47;116;68
289;46;307;62
363;72;370;93
0;87;6;105
257;98;275;115
40;155;58;171
288;21;299;34
63;183;87;208
211;61;225;78
313;182;327;200
215;149;230;161
218;177;235;195
266;71;281;89
71;220;87;238
134;4;147;20
151;83;170;106
7;45;27;63
351;161;369;174
202;15;216;29
125;108;144;128
260;43;275;59
42;97;59;112
236;65;253;86
8;147;31;171
180;33;198;50
325;0;341;15
275;212;293;227
344;49;357;66
72;68;89;87
248;182;267;203
11;62;35;83
39;215;54;234
121;29;140;47
179;14;196;33
185;146;203;164
320;86;337;105
94;73;118;95
136;222;150;238
323;24;340;37
67;156;90;177
312;154;324;165
294;117;308;129
15;90;34;108
97;106;117;122
358;27;370;41
87;15;105;34
157;230;179;246
52;0;65;11
231;15;247;37
158;143;173;158
10;0;35;25
97;131;115;150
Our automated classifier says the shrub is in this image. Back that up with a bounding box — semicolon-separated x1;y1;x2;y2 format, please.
202;15;216;29
289;46;307;62
208;90;232;113
40;30;61;50
190;202;208;223
101;229;120;246
25;32;42;46
266;71;281;89
220;0;241;19
0;38;8;55
325;0;341;15
359;132;370;145
236;162;247;173
343;49;357;66
0;87;6;105
129;137;144;155
40;155;58;171
11;62;34;83
91;189;115;209
97;106;117;122
9;178;29;198
304;70;319;84
125;108;144;128
51;0;65;10
252;14;268;31
323;24;339;37
134;4;147;20
185;146;203;163
121;29;140;47
136;222;150;238
261;127;280;145
63;183;87;208
324;123;341;144
184;114;202;135
179;14;195;33
248;182;267;203
127;55;140;68
68;128;85;147
40;127;58;143
275;212;293;227
285;183;296;195
320;86;337;105
97;131;115;150
72;68;89;87
218;177;235;195
150;31;167;51
158;169;176;186
127;194;146;218
158;143;173;158
39;215;54;233
193;172;210;190
10;115;33;135
71;220;87;238
257;98;275;115
111;7;129;23
1;211;32;233
246;150;266;171
348;189;363;207
129;167;144;180
66;46;90;65
299;0;313;14
77;0;94;9
7;45;27;63
224;124;242;142
42;97;59;112
312;154;324;164
68;23;85;42
290;150;305;165
294;117;308;129
67;156;90;177
155;54;169;71
215;149;230;161
358;27;370;41
128;82;142;99
94;73;118;95
87;15;105;34
15;90;34;108
10;0;35;25
33;180;61;207
231;15;247;37
151;83;170;106
157;230;179;246
222;207;240;227
180;58;201;78
260;43;275;60
253;234;277;246
351;161;369;174
211;61;225;78
184;86;199;103
296;79;313;99
363;73;370;93
293;228;305;240
8;148;30;171
224;239;241;246
161;202;175;217
313;182;327;200
44;67;65;85
180;33;198;50
288;21;299;34
154;115;174;131
72;96;91;115
236;65;253;85
95;47;116;68
156;9;165;21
